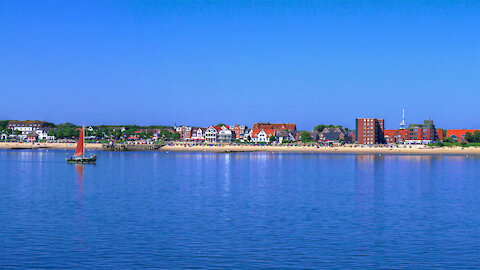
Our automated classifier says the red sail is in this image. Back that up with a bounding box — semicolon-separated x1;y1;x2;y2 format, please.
74;125;84;157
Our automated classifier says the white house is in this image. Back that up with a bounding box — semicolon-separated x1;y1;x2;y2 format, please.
275;130;297;143
191;128;206;141
218;128;235;142
249;129;276;142
35;129;55;140
7;120;45;139
205;126;226;143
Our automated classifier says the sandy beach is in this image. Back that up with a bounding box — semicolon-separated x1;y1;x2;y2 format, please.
0;142;103;150
1;142;479;155
160;144;480;155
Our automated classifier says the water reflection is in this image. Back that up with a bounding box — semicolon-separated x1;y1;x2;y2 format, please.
75;164;84;203
223;154;231;196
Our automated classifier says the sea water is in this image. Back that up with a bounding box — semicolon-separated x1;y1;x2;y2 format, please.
1;150;479;269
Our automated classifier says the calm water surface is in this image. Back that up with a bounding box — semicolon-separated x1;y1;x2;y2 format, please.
1;150;480;269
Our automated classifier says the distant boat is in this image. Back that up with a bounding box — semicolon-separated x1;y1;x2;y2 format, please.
66;125;96;164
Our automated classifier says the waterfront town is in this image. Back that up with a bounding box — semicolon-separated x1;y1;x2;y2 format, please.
1;112;479;147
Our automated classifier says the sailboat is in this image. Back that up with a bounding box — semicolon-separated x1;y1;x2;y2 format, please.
66;125;97;163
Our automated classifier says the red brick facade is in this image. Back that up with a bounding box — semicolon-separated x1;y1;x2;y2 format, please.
446;129;480;142
355;118;385;145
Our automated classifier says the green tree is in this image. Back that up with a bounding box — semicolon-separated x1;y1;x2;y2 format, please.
0;120;10;131
173;132;181;140
44;122;56;128
314;125;326;132
55;129;64;139
466;131;480;143
216;123;225;127
300;131;312;143
269;135;276;142
443;137;454;143
314;124;344;132
474;131;480;143
465;132;474;143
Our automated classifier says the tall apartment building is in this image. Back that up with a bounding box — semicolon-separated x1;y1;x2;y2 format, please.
355;118;385;145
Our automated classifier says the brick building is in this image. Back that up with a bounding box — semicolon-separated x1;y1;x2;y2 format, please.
384;129;407;144
404;119;440;144
355;118;385;145
446;129;480;142
175;126;193;140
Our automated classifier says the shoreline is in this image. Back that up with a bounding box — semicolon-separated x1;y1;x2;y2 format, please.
0;142;103;150
1;142;479;155
160;145;480;155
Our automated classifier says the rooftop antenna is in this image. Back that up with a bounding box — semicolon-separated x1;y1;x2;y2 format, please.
400;109;406;129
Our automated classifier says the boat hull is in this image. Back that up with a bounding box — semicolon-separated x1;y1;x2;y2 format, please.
66;156;97;164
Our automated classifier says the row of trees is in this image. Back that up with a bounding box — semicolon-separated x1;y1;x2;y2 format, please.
314;124;349;132
44;123;179;140
465;131;480;143
47;123;80;139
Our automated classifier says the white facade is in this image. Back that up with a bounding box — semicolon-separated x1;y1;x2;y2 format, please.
10;125;36;135
276;132;296;143
254;130;269;142
218;129;235;142
36;129;55;140
205;126;219;143
7;121;45;140
249;129;275;142
191;128;205;140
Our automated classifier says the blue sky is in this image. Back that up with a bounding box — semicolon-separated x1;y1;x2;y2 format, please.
0;0;479;130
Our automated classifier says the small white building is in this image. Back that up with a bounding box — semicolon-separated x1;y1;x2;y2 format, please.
248;129;276;143
275;130;296;143
35;129;55;140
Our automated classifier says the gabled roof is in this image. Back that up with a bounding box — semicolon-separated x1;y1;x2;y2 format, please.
251;129;275;138
322;131;341;141
206;126;223;132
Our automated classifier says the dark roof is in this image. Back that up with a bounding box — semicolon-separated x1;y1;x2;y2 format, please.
322;131;342;141
8;120;45;127
253;123;296;131
27;131;38;137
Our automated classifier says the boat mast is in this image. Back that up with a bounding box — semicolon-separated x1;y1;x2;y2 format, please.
82;124;85;157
